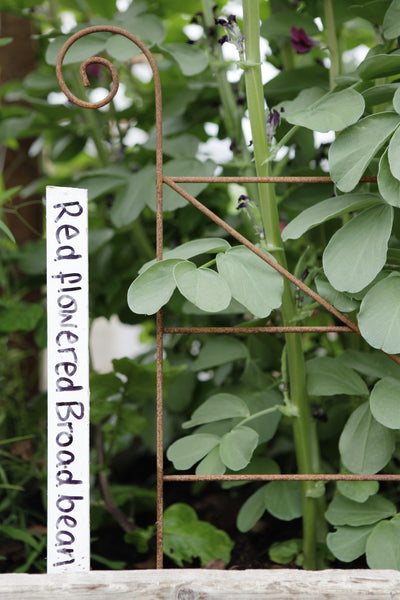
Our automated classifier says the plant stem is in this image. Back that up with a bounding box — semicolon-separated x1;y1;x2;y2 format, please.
323;0;340;89
242;1;321;570
201;0;259;204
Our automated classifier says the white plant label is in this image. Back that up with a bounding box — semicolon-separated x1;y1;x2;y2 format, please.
46;186;90;572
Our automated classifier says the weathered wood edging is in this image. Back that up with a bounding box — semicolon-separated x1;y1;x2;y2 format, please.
1;569;400;599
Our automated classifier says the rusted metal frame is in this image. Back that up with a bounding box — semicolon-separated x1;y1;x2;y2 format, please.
162;177;358;330
55;26;400;571
164;326;353;334
56;25;165;568
164;474;400;482
166;176;377;184
162;176;400;367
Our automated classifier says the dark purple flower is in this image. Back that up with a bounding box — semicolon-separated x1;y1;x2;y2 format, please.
218;34;231;46
237;194;250;210
290;27;315;54
215;14;244;54
85;63;102;79
266;109;281;143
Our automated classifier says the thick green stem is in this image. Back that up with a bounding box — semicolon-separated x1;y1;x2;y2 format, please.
242;1;321;570
323;0;340;89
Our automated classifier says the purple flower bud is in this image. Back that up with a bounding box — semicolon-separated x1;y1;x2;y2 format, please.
215;14;244;54
218;34;231;45
266;109;281;143
301;268;309;282
290;27;316;54
86;63;102;79
237;194;251;209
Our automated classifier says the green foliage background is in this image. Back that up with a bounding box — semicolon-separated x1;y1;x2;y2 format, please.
1;0;400;572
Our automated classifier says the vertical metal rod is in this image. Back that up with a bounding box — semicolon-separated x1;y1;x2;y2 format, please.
56;25;166;568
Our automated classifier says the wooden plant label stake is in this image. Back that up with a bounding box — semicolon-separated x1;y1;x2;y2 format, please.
46;186;90;573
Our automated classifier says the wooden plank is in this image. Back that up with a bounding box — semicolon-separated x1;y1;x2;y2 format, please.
1;569;400;599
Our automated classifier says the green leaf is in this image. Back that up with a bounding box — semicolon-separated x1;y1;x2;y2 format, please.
358;273;400;353
219;426;259;471
0;303;42;333
281;88;365;133
163;503;233;566
222;457;280;490
282;193;381;241
244;390;283;444
191;336;249;371
383;0;400;39
0;219;15;242
0;37;12;47
366;515;400;569
269;539;302;565
107;16;166;59
370;377;400;429
216;246;283;318
323;204;393;293
315;274;359;313
46;33;108;66
393;86;400;115
339;402;395;474
183;393;249;429
357;50;400;80
264;66;328;104
161;43;208;76
166;433;220;470
328;113;400;192
0;525;42;552
147;158;216;211
195;446;226;475
76;168;127;201
306;357;369;396
127;259;183;315
113;358;183;403
388;122;400;181
261;12;318;39
139;238;230;274
90;372;123;424
0;115;35;142
237;485;268;532
111;166;154;227
327;525;374;562
378;148;400;207
89;228;114;254
337;479;379;503
264;481;303;521
0;185;22;207
162;134;200;159
326;494;396;526
350;1;391;23
363;83;400;109
173;262;231;313
337;349;400;381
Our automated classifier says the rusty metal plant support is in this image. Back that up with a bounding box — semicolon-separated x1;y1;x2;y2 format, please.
56;26;400;570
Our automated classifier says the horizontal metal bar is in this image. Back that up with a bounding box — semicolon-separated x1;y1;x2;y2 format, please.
163;326;353;334
164;176;377;184
164;473;400;482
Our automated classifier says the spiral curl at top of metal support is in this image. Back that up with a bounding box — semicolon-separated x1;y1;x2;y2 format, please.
55;24;162;111
56;24;164;261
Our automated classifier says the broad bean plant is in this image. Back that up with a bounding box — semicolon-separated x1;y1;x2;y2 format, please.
2;0;400;572
127;0;400;570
